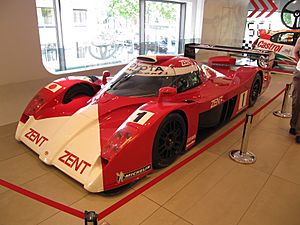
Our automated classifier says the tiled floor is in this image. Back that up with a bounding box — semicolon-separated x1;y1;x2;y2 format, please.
1;73;299;225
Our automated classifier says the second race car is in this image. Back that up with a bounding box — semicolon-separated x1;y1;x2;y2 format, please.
253;29;300;67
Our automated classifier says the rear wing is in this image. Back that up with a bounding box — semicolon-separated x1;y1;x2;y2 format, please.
184;43;275;68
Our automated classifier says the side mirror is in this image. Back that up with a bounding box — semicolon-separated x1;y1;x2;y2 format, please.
102;70;111;85
158;87;177;102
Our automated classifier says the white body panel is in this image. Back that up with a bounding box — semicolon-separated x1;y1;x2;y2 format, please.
15;104;104;192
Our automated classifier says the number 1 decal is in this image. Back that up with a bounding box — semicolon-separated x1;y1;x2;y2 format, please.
238;90;248;110
133;112;147;123
128;110;154;125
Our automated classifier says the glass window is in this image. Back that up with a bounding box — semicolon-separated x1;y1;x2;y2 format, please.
73;9;87;26
271;32;295;44
106;61;201;97
172;71;201;93
38;7;55;25
35;0;202;74
36;0;59;70
144;1;181;55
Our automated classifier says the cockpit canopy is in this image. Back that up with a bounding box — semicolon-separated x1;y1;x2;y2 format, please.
106;55;202;97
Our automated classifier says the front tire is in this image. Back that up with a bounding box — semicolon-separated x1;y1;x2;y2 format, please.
249;74;262;107
152;113;187;169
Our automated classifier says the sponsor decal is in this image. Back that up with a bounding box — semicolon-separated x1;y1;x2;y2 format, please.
116;164;151;183
25;128;48;147
186;134;196;148
186;141;195;148
211;96;224;108
45;83;62;93
58;150;91;175
187;134;196;143
257;40;283;53
127;110;154;125
127;63;168;75
179;60;193;66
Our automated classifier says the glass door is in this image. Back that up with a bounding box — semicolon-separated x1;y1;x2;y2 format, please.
144;0;184;55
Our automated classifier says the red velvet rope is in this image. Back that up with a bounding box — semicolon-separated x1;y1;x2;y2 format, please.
0;178;84;219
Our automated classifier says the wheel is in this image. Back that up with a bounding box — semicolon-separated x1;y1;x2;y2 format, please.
257;56;276;68
257;56;268;68
249;74;262;107
152;113;187;169
62;83;96;104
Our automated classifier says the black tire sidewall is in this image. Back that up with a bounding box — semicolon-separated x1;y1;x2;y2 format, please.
152;113;187;169
249;74;262;107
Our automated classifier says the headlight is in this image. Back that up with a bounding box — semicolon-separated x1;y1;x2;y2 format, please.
101;126;137;162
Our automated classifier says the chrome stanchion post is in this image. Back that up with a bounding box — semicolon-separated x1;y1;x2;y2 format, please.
84;211;98;225
273;83;292;118
229;113;256;164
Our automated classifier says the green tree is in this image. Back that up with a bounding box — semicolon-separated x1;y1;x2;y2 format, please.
108;0;139;20
108;0;176;21
146;2;176;21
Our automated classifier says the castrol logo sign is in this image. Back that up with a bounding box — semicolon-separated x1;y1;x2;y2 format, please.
256;40;283;53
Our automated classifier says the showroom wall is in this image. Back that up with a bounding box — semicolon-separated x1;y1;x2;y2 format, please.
0;0;249;126
196;0;249;61
201;0;249;46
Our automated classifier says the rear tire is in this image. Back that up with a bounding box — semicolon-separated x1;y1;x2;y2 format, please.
249;74;262;107
152;113;187;169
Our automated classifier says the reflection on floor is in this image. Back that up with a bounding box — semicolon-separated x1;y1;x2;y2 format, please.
1;73;300;225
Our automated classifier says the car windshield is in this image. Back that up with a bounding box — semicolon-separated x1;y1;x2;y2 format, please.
106;61;201;97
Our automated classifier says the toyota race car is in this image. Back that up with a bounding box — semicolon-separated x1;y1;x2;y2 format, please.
15;51;271;192
253;29;300;67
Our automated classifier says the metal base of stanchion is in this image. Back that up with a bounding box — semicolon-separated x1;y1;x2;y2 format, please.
85;211;98;225
229;150;256;164
273;110;292;118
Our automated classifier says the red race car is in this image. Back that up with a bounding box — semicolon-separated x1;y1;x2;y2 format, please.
15;47;271;192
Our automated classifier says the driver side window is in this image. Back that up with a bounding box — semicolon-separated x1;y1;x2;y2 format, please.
173;71;201;93
271;32;295;45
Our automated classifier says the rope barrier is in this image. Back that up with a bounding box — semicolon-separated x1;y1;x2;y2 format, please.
0;178;84;219
0;85;287;223
253;87;286;116
229;113;256;164
273;83;292;118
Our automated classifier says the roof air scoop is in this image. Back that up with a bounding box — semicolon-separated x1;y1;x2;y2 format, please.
137;55;157;63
